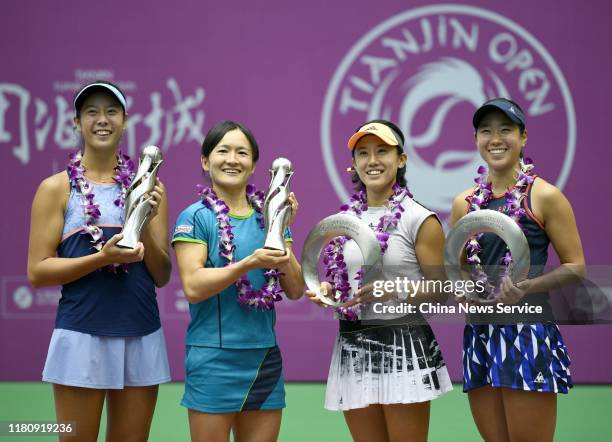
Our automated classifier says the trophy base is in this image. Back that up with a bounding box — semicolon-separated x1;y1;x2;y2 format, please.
117;197;152;249
263;236;287;253
263;247;287;255
117;214;147;249
117;235;140;249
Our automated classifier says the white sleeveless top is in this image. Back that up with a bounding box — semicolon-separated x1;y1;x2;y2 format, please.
342;196;438;320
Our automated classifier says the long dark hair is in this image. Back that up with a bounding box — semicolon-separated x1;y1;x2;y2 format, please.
201;120;259;162
350;119;407;191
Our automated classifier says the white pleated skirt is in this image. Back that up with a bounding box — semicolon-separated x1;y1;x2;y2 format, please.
325;324;453;411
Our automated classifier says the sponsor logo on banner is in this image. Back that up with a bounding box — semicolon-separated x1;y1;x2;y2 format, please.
2;277;61;319
13;286;33;310
321;4;575;212
0;69;206;166
158;281;190;319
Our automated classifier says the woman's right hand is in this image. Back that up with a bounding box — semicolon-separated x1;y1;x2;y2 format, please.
244;248;291;271
305;281;333;308
100;234;145;265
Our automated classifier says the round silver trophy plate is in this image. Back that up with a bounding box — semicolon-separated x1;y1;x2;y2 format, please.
444;209;530;300
301;213;382;307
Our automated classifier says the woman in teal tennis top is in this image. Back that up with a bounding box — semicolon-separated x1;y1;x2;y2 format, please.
173;120;304;441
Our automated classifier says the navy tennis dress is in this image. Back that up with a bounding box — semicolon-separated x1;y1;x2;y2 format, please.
462;177;573;393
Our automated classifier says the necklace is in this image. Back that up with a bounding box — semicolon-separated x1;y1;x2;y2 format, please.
465;157;535;297
324;183;412;320
197;184;285;310
67;150;134;253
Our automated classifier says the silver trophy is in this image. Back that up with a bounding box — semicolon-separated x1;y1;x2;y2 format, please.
263;158;294;252
117;145;163;249
444;209;530;300
301;213;382;307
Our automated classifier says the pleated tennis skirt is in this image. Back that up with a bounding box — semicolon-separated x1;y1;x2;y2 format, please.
325;324;453;411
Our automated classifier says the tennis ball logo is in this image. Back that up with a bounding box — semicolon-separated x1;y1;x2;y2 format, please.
321;5;575;212
13;286;33;310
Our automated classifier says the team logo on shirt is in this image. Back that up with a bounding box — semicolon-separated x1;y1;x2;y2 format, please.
174;225;193;234
320;5;575;214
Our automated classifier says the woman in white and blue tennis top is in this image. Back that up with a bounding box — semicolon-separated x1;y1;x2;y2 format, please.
27;81;171;441
172;120;304;441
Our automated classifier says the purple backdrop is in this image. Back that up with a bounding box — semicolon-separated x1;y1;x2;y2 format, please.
1;0;611;382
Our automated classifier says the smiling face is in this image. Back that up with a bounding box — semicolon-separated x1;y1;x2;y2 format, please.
201;128;256;190
352;134;406;195
74;91;126;153
475;110;527;172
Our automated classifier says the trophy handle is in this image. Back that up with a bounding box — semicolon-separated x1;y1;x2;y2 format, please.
127;145;163;192
127;155;153;193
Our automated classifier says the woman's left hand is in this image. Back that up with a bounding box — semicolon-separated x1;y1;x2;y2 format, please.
495;276;530;304
341;282;395;307
286;192;299;226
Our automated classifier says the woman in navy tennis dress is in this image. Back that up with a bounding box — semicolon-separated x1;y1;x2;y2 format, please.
28;81;171;441
450;98;584;441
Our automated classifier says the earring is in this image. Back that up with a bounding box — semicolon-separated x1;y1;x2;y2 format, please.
346;166;354;172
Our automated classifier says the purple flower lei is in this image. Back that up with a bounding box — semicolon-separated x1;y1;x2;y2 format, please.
67;150;135;255
465;157;535;298
197;184;285;310
323;183;412;321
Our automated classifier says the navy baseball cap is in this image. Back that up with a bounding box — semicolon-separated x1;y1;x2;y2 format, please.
472;98;525;130
74;82;127;114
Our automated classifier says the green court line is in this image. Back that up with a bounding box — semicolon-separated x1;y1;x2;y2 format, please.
0;383;610;441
